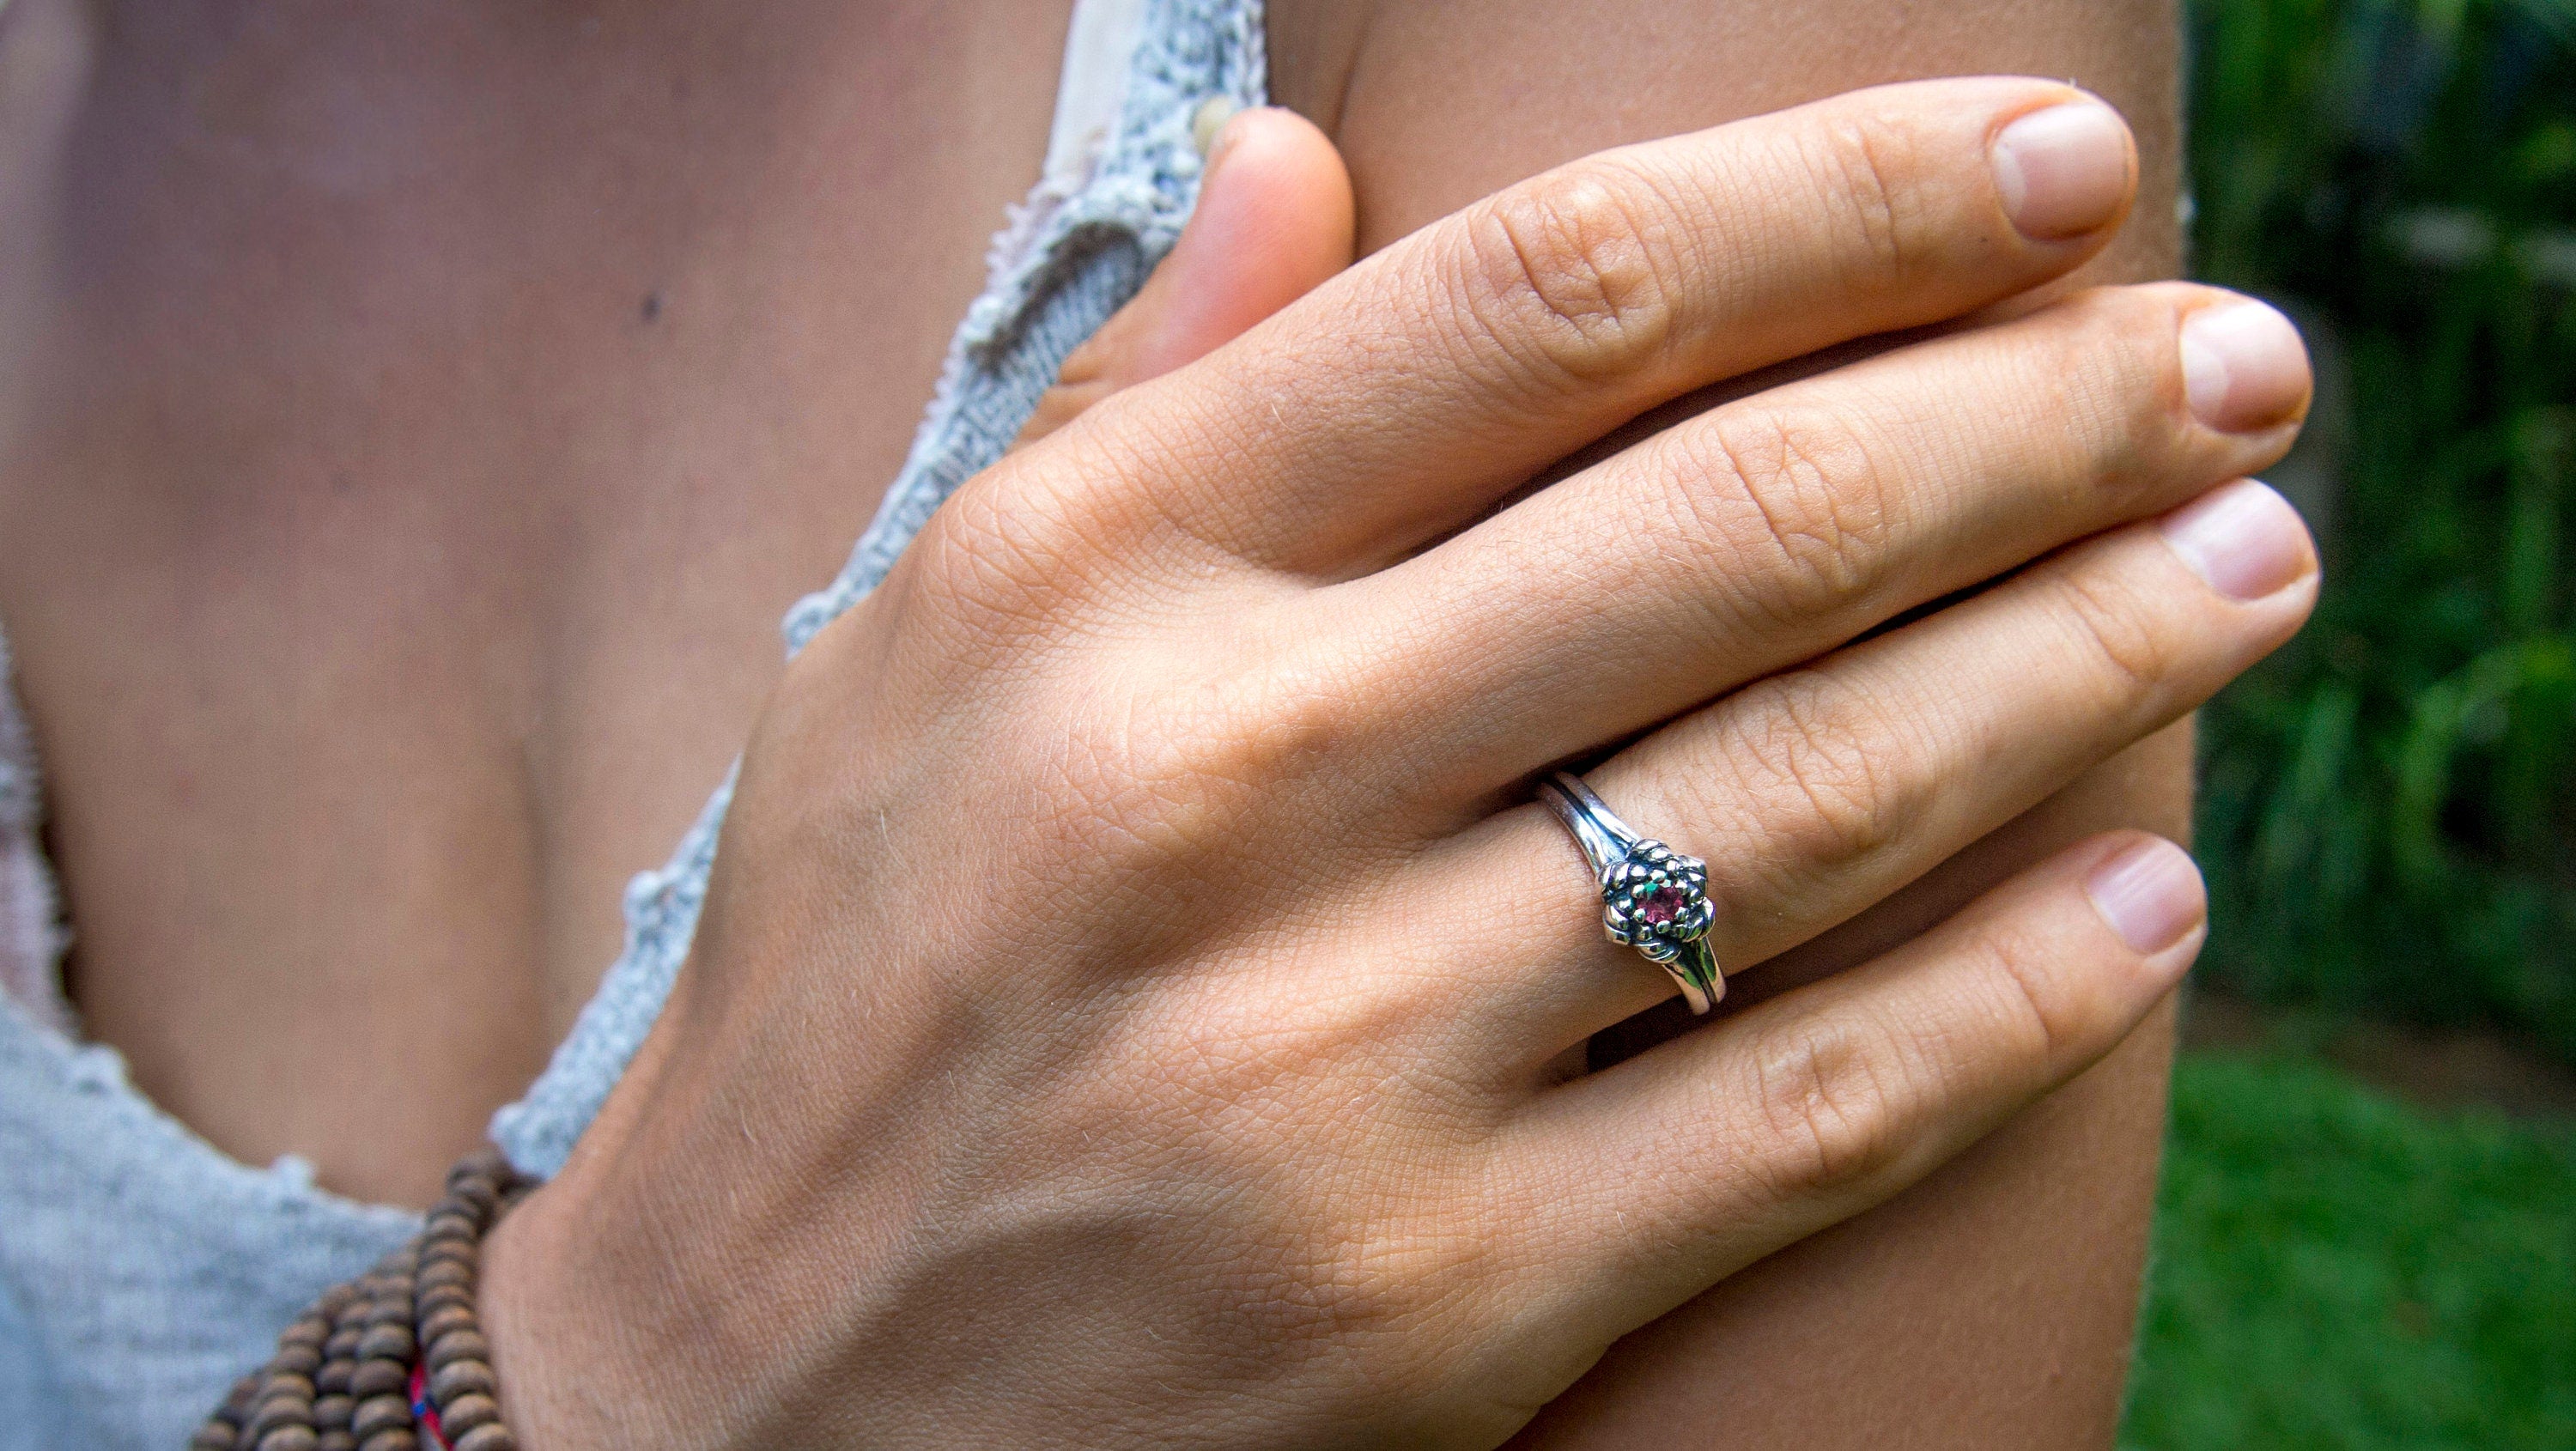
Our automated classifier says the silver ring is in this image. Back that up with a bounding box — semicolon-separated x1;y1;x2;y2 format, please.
1537;771;1725;1013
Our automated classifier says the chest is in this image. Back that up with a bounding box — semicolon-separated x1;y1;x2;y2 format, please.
0;0;1072;1200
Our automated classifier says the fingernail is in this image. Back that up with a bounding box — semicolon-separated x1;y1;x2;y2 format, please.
2087;837;2206;957
1193;96;1243;161
1991;100;2134;240
2179;300;2309;432
2160;478;2312;602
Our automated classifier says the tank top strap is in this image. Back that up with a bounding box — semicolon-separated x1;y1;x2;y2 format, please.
491;0;1268;1178
0;8;1265;1443
0;628;70;1033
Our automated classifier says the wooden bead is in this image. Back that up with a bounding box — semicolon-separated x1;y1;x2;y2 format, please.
427;1359;496;1406
277;1316;331;1351
418;1232;476;1262
417;1243;477;1277
416;1284;475;1320
349;1394;412;1442
261;1373;317;1403
202;1148;535;1451
445;1177;499;1217
355;1324;416;1363
425;1329;489;1373
420;1303;476;1345
247;1398;315;1441
349;1358;409;1400
437;1393;501;1435
224;1373;265;1415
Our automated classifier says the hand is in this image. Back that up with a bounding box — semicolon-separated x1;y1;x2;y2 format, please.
483;77;2314;1449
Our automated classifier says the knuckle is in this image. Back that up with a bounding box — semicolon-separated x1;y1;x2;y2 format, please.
908;420;1212;634
1800;110;1934;288
1212;1193;1494;1415
1680;404;1893;622
1068;650;1359;881
1717;669;1929;877
908;463;1098;627
1748;1015;1917;1195
2036;288;2205;500
1962;920;2079;1071
1299;1226;1479;1352
1458;159;1683;385
1143;653;1360;800
2050;563;2179;701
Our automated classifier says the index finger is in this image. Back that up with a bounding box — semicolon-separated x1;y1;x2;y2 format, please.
1058;76;2140;577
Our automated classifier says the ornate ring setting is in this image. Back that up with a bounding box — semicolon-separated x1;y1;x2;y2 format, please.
1536;771;1725;1013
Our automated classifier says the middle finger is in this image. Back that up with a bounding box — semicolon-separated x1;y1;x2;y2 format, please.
1319;280;2308;795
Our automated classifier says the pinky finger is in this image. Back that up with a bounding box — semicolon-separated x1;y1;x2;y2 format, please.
1504;831;2204;1332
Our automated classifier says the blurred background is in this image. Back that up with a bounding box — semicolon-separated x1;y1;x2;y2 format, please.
2124;0;2574;1444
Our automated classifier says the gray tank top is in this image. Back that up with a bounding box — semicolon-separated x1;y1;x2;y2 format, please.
0;3;1264;1443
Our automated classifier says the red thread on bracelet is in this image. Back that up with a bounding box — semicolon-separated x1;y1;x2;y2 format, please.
410;1362;453;1451
191;1144;528;1451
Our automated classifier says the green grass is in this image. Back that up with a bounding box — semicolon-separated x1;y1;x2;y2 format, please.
2122;1051;2576;1448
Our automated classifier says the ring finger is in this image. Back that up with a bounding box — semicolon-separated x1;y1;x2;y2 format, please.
1406;474;2315;1067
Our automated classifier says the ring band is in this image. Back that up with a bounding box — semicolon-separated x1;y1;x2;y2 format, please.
1537;771;1725;1013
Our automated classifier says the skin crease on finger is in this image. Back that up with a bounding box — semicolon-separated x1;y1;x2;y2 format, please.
1263;1;2227;1448
471;74;2306;1451
0;3;2309;1450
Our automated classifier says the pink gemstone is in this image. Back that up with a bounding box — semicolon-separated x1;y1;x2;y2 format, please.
1639;885;1686;926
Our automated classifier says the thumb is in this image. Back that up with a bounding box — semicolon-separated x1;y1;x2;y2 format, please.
1015;105;1357;448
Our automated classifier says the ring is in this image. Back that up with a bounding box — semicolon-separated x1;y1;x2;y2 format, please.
1537;771;1725;1013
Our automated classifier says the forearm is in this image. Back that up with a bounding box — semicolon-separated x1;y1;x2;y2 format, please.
1272;2;2186;1443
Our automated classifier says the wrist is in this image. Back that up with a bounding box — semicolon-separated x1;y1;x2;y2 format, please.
479;1146;721;1451
477;1002;775;1451
478;1187;580;1451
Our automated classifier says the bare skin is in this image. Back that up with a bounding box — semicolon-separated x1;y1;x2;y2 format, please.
0;3;2287;1448
0;0;1078;1203
1261;3;2196;1443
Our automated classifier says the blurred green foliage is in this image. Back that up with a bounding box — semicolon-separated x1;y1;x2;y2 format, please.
2122;1052;2576;1448
2188;0;2576;1059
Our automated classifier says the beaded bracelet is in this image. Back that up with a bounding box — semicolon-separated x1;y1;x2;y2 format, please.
191;1146;531;1451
